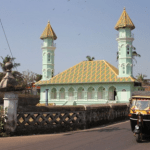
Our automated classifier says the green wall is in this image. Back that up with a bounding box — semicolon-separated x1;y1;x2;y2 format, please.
39;82;134;105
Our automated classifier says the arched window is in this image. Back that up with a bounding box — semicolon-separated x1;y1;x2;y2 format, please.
87;87;95;99
59;88;65;99
126;45;130;55
68;87;74;97
51;88;57;99
97;87;104;99
127;64;130;74
108;86;116;100
52;70;54;77
77;87;84;99
122;65;125;74
43;69;46;78
48;53;50;61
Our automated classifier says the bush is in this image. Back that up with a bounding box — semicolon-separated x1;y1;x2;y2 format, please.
0;106;8;137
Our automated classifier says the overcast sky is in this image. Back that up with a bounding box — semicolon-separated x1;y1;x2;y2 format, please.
0;0;149;78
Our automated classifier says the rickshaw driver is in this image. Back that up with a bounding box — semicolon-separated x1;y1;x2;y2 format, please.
131;100;150;111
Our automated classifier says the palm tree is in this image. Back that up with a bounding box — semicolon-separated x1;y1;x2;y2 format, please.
132;51;141;64
86;56;95;61
0;55;20;72
116;51;141;64
136;73;148;86
136;73;147;81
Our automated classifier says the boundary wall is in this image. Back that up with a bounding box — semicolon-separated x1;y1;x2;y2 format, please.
11;103;129;135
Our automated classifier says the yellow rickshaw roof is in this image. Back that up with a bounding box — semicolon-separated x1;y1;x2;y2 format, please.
132;96;150;99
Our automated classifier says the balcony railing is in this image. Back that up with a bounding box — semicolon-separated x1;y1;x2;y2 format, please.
42;42;56;47
116;33;134;38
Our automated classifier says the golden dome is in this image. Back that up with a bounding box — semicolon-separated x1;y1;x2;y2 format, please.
40;21;57;40
115;8;135;30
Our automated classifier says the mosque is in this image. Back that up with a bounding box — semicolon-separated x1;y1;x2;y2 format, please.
35;8;141;105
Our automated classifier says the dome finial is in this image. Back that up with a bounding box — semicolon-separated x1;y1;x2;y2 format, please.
40;20;57;40
115;7;135;30
124;7;126;10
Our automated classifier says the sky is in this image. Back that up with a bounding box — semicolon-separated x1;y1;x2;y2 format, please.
0;0;150;78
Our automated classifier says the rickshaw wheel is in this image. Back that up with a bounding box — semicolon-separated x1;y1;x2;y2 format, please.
136;134;142;143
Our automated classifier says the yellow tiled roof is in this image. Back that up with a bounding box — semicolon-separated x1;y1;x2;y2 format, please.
115;8;135;30
35;60;137;85
40;21;57;40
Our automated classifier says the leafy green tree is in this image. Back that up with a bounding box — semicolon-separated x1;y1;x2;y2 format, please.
86;56;95;61
12;71;27;88
136;73;147;85
35;74;42;82
0;55;20;72
0;55;27;89
0;106;8;137
116;51;141;63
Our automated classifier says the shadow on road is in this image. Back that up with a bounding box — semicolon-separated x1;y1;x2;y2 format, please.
141;135;150;143
98;127;129;132
84;127;131;133
63;126;131;136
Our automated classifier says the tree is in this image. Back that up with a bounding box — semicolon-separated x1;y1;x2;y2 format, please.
0;55;20;72
136;73;147;85
132;51;141;64
0;55;25;88
12;71;26;88
116;51;141;64
22;70;36;86
86;56;95;61
35;74;42;82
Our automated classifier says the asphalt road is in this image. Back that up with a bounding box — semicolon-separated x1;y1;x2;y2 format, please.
0;121;150;150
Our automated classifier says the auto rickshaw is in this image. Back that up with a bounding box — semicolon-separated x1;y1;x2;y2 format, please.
129;95;150;142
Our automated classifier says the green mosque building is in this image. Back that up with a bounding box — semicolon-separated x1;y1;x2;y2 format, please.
35;8;141;105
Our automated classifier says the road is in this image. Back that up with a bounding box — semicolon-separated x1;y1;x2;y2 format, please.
0;121;150;150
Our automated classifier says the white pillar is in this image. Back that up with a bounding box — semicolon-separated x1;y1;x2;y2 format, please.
84;91;87;100
65;91;68;100
3;92;18;132
56;91;59;100
94;91;98;100
74;91;77;100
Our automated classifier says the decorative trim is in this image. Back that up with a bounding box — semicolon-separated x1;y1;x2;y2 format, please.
116;37;134;42
43;63;54;65
42;47;56;50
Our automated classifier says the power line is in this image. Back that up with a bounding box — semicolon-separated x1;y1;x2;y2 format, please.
0;19;18;71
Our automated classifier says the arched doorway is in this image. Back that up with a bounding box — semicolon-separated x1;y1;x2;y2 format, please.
87;87;95;99
51;88;57;99
77;87;84;99
68;87;74;100
59;88;65;99
108;86;116;100
97;87;105;99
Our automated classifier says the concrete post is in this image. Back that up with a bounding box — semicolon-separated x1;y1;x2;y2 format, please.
45;89;49;106
3;92;18;132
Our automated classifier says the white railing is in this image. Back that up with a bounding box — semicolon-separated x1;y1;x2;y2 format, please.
116;33;134;38
42;42;56;47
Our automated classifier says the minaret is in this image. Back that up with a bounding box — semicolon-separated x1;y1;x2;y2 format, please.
40;21;57;80
115;8;135;77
